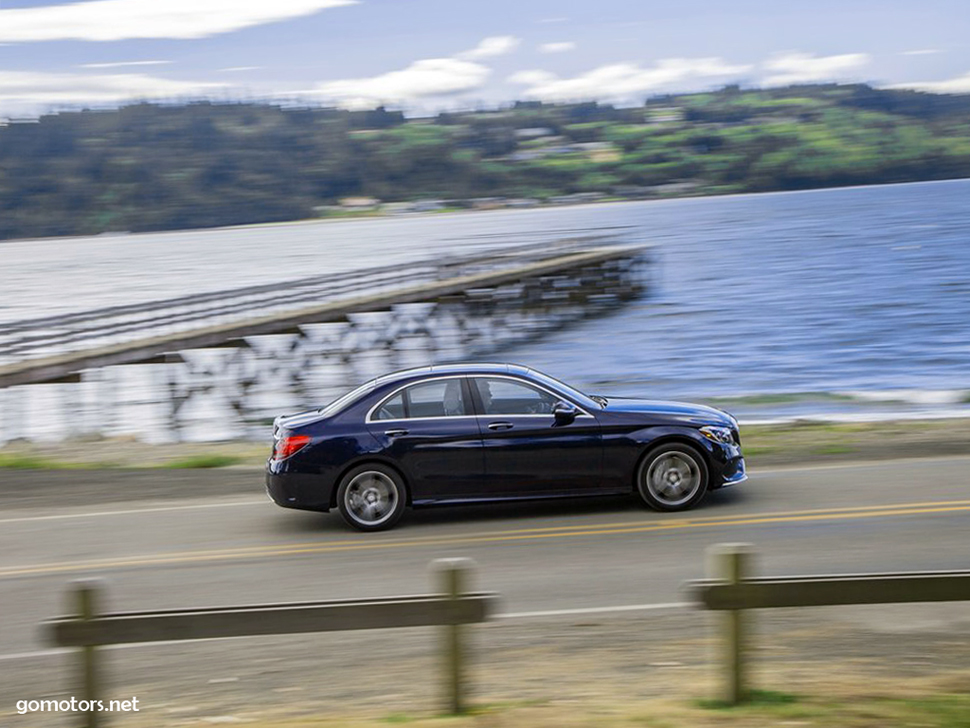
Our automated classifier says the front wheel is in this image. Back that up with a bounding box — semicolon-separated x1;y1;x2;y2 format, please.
636;443;708;512
336;464;407;531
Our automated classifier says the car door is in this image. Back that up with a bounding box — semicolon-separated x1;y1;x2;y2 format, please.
365;376;485;503
471;376;602;496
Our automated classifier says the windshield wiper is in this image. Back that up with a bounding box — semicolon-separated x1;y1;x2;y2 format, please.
590;395;608;408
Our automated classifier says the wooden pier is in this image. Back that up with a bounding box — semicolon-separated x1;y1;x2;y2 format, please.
0;239;652;390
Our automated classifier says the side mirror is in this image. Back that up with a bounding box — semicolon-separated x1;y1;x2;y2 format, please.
552;401;578;423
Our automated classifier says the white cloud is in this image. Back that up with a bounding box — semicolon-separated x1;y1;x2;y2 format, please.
0;71;226;114
0;0;357;42
539;42;576;54
761;52;870;86
458;36;520;61
902;49;942;56
509;58;752;103
220;66;263;73
313;58;490;109
891;71;970;94
79;60;173;69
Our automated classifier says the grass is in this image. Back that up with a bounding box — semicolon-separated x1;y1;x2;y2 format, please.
0;439;267;469
707;392;857;406
0;452;115;469
687;692;970;727
736;418;970;465
811;444;857;455
160;454;244;469
143;691;970;728
2;418;970;470
696;688;800;709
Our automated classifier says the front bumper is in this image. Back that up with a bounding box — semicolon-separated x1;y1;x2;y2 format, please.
705;439;746;489
718;455;747;487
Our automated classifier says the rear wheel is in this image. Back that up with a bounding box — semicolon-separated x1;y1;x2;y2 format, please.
636;443;708;511
336;464;406;531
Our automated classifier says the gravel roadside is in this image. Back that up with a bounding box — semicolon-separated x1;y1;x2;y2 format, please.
5;608;969;727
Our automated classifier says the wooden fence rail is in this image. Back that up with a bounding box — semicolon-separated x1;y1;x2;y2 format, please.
684;543;970;705
45;558;497;728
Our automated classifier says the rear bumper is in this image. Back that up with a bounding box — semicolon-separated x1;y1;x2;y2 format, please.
265;466;333;512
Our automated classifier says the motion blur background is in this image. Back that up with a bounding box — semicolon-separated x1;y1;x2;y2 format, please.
2;0;970;442
2;3;970;726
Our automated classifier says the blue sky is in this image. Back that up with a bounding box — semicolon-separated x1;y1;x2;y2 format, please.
1;0;968;117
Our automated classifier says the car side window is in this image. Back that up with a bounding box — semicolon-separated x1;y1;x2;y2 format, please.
474;378;558;415
373;392;406;420
401;379;467;418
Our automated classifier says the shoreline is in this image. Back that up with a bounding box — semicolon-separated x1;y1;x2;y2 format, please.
3;176;968;247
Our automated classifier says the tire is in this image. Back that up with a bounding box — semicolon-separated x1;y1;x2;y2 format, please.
336;464;407;531
636;443;708;512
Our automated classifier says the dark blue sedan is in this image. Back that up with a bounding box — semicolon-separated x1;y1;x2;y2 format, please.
266;363;745;530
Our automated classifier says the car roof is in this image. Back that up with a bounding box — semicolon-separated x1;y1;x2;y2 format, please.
372;362;530;387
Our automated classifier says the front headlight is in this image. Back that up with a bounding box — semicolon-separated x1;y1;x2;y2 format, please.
700;425;735;445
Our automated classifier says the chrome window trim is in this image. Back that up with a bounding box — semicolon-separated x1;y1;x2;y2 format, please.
366;375;471;424
365;373;595;423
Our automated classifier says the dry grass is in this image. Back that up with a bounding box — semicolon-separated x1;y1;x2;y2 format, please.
80;612;970;728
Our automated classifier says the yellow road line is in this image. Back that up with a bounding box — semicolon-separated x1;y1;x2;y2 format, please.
2;500;969;579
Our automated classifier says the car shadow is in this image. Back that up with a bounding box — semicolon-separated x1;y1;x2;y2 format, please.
276;486;744;534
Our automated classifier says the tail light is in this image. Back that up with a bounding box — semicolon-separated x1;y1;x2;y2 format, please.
274;434;311;460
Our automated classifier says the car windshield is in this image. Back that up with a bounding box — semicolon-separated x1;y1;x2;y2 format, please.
525;368;603;409
317;379;378;417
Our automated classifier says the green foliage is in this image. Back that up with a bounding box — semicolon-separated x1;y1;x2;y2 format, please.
2;85;970;240
161;454;244;469
0;453;115;469
697;689;800;710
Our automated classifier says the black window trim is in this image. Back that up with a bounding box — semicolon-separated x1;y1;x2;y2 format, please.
468;374;594;418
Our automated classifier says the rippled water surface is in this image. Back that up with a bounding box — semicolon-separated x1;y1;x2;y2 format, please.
501;180;970;415
3;179;970;426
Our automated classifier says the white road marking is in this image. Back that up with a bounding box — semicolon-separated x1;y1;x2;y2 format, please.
0;499;266;525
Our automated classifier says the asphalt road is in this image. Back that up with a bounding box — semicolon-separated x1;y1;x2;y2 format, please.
1;457;969;722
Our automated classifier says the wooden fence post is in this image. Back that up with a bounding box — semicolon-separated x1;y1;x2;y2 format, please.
74;580;104;728
708;544;753;705
434;558;473;714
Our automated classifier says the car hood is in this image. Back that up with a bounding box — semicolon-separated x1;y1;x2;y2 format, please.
599;397;735;426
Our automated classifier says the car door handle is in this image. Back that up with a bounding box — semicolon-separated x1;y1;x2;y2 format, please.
487;421;514;431
384;429;409;437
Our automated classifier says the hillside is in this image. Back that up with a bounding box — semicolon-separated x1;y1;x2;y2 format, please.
2;84;970;241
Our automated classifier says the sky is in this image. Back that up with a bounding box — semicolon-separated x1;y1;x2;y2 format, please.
0;0;968;117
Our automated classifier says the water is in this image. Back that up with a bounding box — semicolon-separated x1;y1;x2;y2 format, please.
2;178;970;437
499;179;970;420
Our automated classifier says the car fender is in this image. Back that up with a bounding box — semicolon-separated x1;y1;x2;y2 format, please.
623;424;717;477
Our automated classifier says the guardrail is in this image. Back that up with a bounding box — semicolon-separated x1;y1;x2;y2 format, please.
685;544;970;705
45;559;497;728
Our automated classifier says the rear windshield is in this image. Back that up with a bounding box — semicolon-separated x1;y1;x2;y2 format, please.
317;379;378;417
